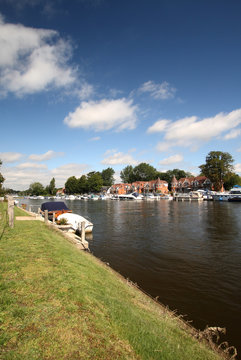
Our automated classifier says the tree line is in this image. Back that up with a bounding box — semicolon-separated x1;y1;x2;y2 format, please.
0;151;241;195
64;168;115;194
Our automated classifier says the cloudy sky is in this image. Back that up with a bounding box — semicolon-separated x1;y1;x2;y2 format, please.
0;0;241;190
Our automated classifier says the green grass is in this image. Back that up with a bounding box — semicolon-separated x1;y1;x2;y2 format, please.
14;206;30;217
0;202;223;360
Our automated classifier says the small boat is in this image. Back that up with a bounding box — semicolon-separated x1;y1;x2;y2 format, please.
110;195;120;200
228;185;241;202
212;192;230;201
89;194;99;200
40;201;72;219
143;193;155;200
131;192;144;200
118;194;136;200
99;194;108;200
174;191;203;201
57;213;93;233
159;194;173;200
81;195;89;200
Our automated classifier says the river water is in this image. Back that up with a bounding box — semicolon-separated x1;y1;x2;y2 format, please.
20;198;241;356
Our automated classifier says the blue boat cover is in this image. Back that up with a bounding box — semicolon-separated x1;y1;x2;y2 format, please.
40;201;69;212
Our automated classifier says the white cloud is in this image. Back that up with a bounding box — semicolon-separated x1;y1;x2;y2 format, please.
224;128;241;140
0;14;76;96
234;163;241;174
0;152;23;163
89;136;101;142
16;162;47;169
2;166;50;190
147;119;170;133
75;82;94;100
165;110;241;143
101;150;138;166
29;150;64;161
152;108;241;150
156;142;172;152
159;154;183;165
2;162;90;190
139;80;176;100
64;98;138;132
51;163;89;184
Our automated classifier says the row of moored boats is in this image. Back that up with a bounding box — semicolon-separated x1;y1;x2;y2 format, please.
24;185;241;202
174;186;241;202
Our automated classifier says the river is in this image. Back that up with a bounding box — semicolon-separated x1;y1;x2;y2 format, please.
19;198;241;356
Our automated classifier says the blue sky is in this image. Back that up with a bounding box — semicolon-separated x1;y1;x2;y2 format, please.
0;0;241;190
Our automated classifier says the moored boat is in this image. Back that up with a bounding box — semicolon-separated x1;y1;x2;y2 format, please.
40;201;72;219
118;194;136;200
228;185;241;202
143;193;155;200
212;192;230;201
174;191;203;201
57;213;93;233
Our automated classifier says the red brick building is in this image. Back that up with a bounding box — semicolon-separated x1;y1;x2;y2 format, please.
171;176;212;193
111;178;168;195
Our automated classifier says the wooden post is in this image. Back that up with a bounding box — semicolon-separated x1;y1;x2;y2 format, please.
52;212;55;224
29;205;32;213
8;196;14;228
44;210;48;223
81;221;85;243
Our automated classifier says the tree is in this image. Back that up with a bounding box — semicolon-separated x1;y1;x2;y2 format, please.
223;173;241;190
101;167;115;187
132;163;157;182
78;175;87;194
199;151;234;191
120;165;134;183
29;182;45;196
86;171;103;193
65;176;78;194
0;159;5;196
49;177;56;195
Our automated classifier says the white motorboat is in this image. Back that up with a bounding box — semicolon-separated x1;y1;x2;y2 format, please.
228;185;241;202
131;192;144;200
143;193;155;200
212;192;230;201
174;191;203;201
159;194;173;200
118;194;136;200
81;195;89;200
89;194;99;200
57;213;93;233
68;195;76;200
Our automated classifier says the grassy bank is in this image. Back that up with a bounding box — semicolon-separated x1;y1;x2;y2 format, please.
0;203;223;360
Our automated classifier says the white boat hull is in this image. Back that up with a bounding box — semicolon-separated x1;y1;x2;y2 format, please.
57;213;93;233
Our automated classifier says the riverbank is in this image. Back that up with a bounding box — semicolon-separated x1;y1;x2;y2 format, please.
0;203;226;359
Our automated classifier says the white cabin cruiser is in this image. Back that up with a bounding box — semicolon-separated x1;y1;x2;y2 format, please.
228;185;241;202
57;213;93;233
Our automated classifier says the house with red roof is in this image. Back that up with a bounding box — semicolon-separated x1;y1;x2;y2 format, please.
171;176;212;193
111;178;168;195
